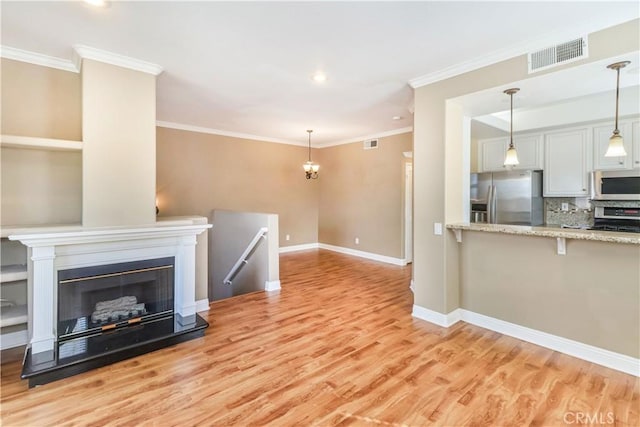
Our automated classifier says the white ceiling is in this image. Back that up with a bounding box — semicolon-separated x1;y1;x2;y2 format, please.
464;51;640;136
2;1;639;146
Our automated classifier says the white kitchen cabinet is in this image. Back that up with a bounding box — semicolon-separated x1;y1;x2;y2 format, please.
478;134;543;172
592;122;633;170
544;127;591;197
511;134;544;170
633;121;640;169
479;137;508;172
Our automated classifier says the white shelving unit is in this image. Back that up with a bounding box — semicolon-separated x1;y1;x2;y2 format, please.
0;264;27;282
0;304;28;328
0;255;29;348
1;134;83;151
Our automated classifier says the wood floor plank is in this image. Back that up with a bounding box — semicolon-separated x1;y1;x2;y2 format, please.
1;249;638;426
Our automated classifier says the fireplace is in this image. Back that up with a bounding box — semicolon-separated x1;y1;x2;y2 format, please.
57;257;175;342
11;221;212;387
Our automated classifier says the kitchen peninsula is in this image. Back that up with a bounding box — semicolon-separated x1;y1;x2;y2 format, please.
443;222;640;376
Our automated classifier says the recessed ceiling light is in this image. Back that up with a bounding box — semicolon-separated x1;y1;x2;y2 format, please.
84;0;109;7
392;116;403;121
311;72;327;83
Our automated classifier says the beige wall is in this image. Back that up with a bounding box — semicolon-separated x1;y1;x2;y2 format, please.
1;58;82;140
1;147;82;226
317;133;412;258
460;232;640;358
82;59;157;227
1;59;83;227
413;19;640;315
156;127;319;246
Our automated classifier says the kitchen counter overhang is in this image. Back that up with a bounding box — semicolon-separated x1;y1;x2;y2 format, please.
446;223;640;249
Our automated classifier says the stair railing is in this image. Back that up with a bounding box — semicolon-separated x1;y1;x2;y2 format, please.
222;227;268;286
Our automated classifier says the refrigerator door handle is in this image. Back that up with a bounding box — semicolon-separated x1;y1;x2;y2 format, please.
487;185;493;224
490;185;497;224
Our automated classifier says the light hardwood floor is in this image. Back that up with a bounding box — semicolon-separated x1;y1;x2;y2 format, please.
1;249;638;426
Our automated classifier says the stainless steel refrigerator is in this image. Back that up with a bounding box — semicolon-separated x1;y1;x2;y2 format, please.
470;170;543;225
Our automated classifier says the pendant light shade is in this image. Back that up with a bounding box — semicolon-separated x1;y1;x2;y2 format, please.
303;130;319;179
503;88;520;166
604;61;630;157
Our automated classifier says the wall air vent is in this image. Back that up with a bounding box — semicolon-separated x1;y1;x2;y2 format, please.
528;36;588;73
363;139;378;150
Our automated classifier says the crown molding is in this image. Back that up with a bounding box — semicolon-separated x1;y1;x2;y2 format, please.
0;45;77;73
157;121;413;149
73;44;163;76
314;126;413;148
156;121;306;147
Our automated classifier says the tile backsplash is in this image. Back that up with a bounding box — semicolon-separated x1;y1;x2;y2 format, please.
545;198;593;227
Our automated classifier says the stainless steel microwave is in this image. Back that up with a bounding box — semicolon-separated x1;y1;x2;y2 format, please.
590;170;640;200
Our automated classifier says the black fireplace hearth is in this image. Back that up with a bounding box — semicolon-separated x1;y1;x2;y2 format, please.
22;314;208;387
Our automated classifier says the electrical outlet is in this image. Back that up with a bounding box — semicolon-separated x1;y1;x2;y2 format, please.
285;234;290;241
355;237;359;245
561;203;569;212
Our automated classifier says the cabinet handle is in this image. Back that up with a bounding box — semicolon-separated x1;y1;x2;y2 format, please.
619;161;624;165
636;160;639;164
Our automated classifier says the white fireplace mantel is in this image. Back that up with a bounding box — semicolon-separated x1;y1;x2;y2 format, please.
9;220;212;355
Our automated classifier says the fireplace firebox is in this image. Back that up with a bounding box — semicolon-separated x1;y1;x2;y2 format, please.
57;257;175;341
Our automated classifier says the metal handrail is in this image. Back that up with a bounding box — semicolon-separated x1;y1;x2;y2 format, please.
223;227;268;286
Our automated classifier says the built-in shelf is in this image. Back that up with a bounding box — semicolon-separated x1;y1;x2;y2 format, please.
1;223;83;238
1;134;83;151
0;264;27;283
0;304;28;328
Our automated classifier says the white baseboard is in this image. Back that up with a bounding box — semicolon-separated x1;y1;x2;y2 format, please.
412;304;461;327
0;329;28;350
279;243;319;253
265;280;281;291
195;299;210;312
279;242;406;266
318;243;407;266
409;279;415;293
412;305;639;377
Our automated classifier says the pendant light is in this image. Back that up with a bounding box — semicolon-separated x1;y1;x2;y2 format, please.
503;88;520;166
604;61;630;157
303;130;319;179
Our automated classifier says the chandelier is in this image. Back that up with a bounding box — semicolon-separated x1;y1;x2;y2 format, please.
303;130;319;179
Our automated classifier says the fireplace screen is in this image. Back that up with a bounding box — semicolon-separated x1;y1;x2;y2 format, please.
57;257;174;341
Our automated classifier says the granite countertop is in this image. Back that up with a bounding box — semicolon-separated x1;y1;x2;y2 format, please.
446;223;640;245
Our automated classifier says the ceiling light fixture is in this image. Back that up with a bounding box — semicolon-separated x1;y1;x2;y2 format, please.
605;60;630;157
303;130;319;180
83;0;109;7
503;88;520;166
311;72;327;83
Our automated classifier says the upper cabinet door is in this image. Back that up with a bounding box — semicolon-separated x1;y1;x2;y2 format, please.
478;137;507;172
544;128;591;197
478;134;543;172
593;122;633;170
633;121;640;169
512;134;544;170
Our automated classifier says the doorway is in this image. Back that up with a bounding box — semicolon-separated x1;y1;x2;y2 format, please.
404;162;413;263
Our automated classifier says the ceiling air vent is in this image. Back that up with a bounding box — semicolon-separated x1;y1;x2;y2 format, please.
364;139;378;150
528;36;588;73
